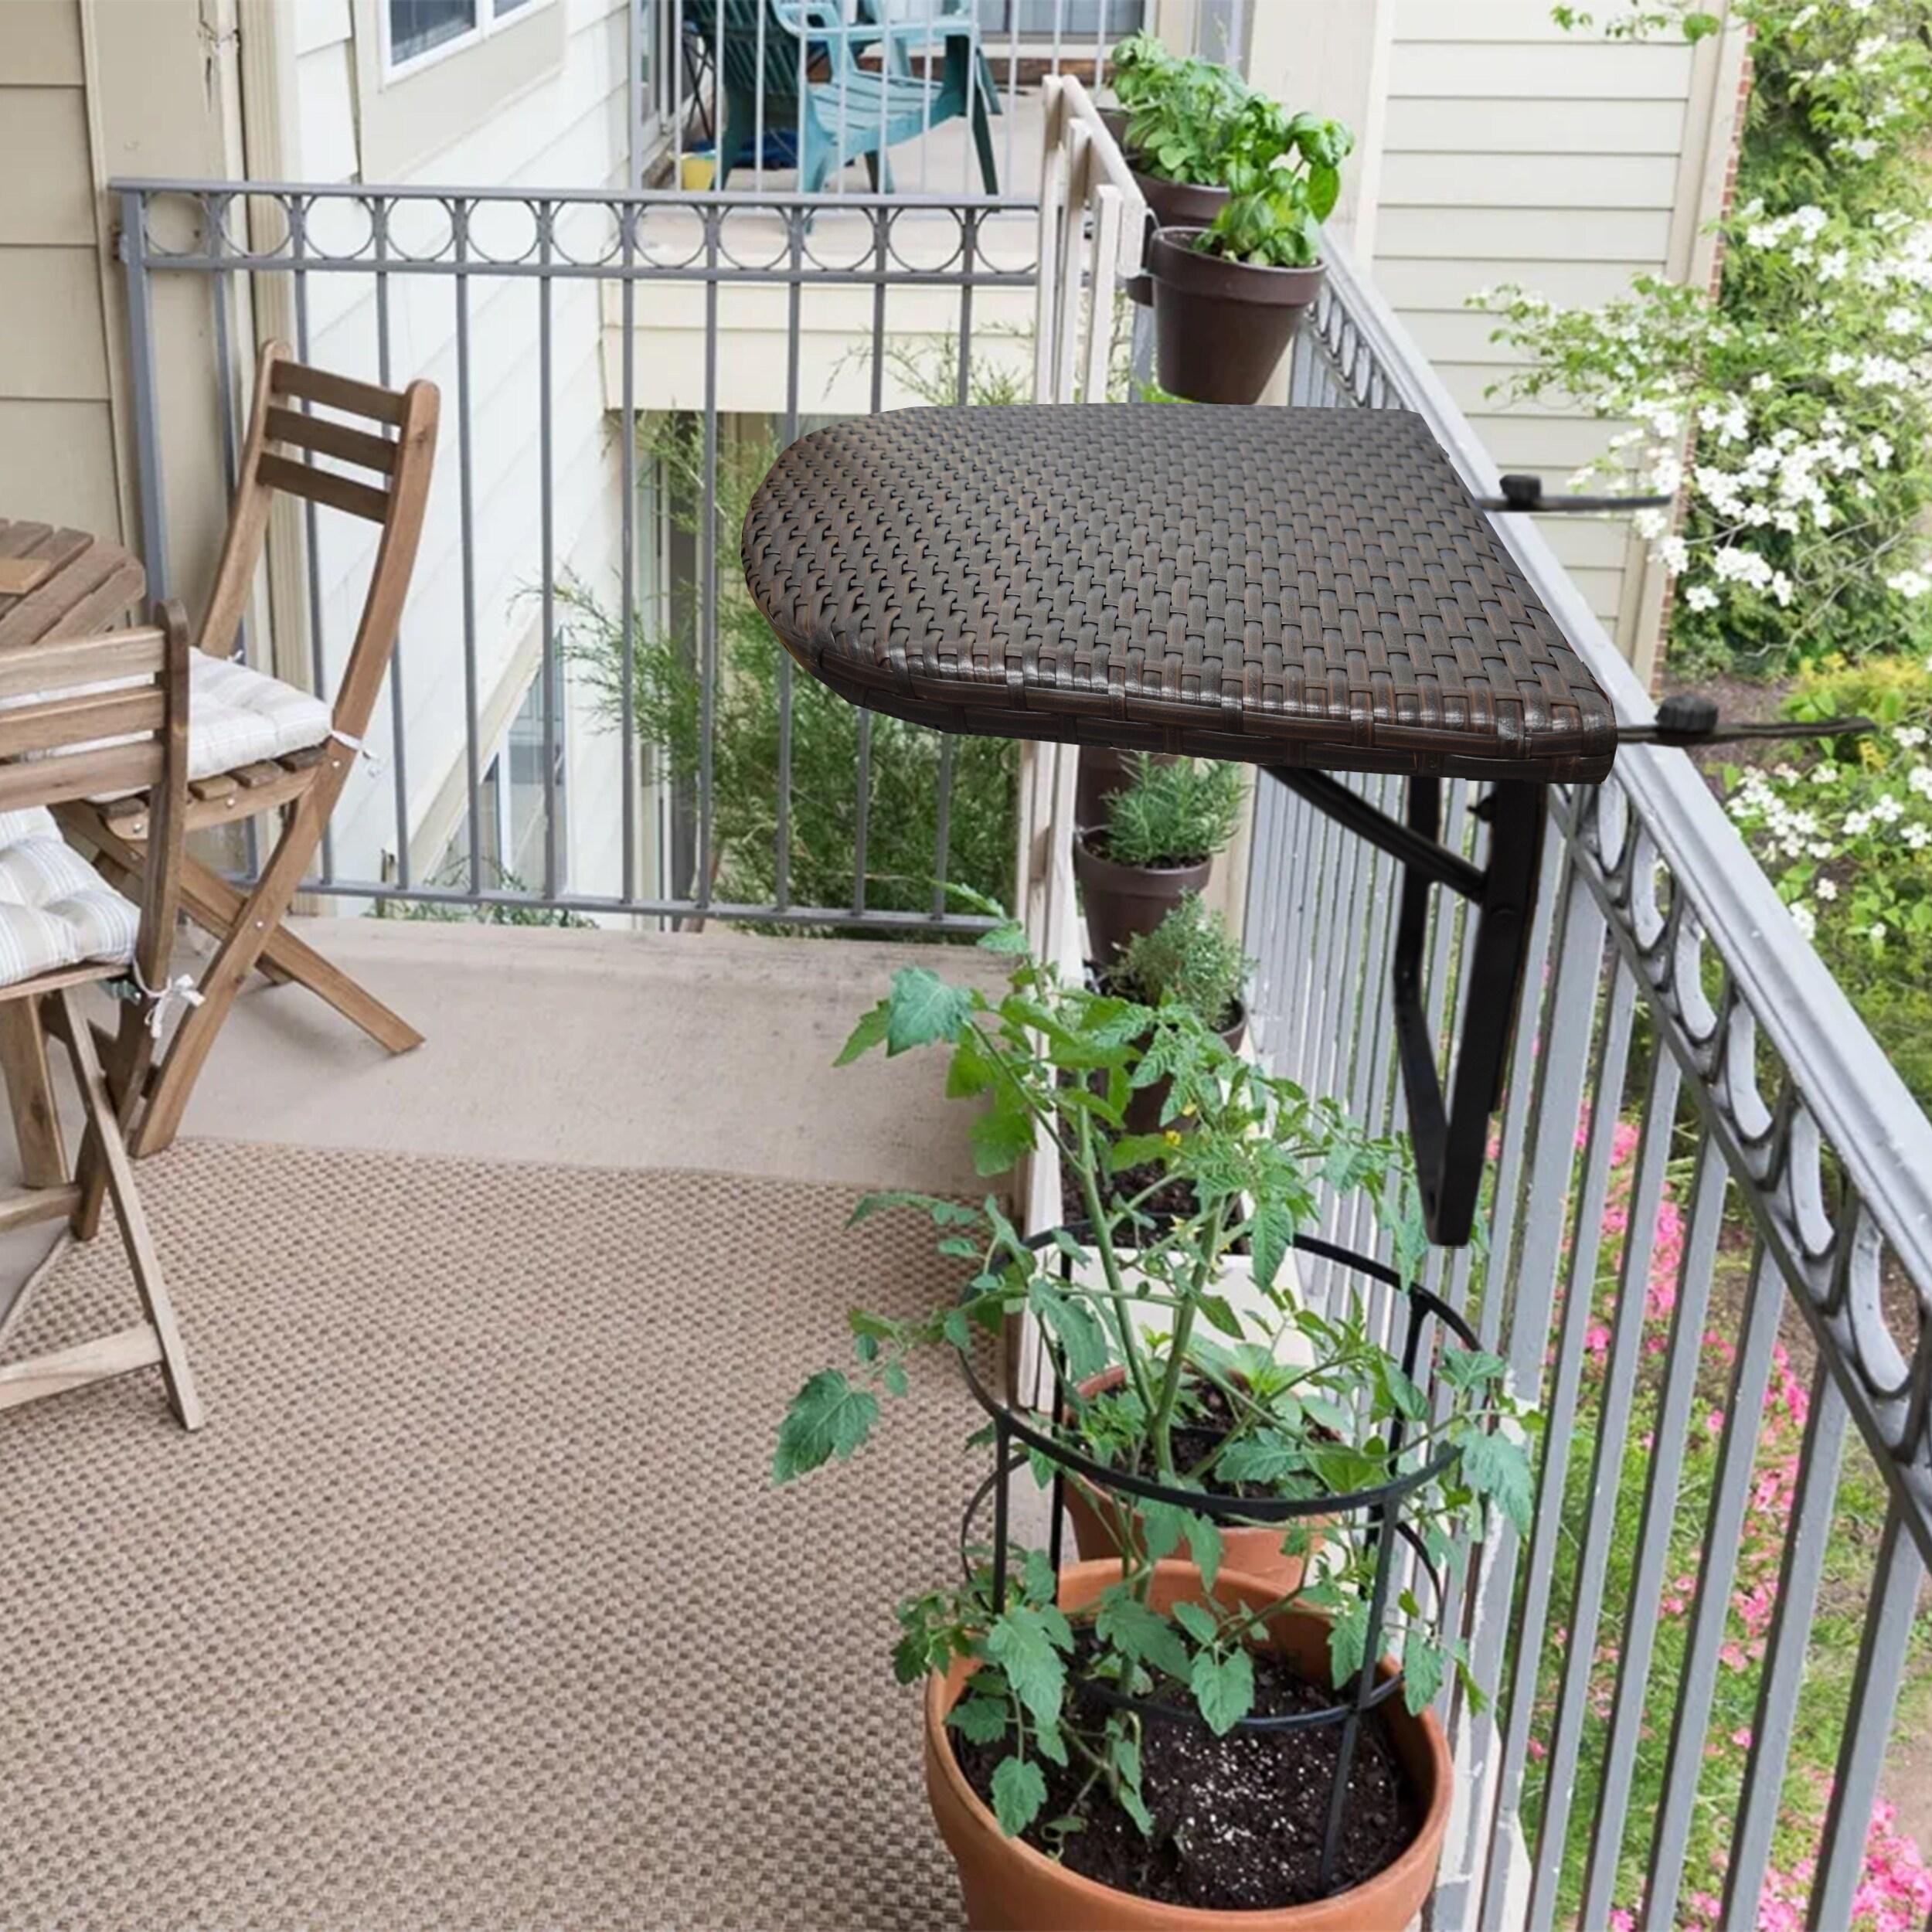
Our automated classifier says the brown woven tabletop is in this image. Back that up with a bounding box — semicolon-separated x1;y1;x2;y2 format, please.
743;405;1616;784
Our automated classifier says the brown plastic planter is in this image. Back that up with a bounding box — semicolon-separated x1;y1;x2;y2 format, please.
924;1560;1453;1932
1124;172;1230;306
1149;226;1326;405
1074;832;1210;968
1060;1360;1320;1597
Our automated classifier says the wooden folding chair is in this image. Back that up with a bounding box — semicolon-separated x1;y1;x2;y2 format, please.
0;601;201;1427
60;344;439;1158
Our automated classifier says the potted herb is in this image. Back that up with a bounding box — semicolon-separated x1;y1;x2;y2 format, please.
1076;745;1175;835
1073;753;1246;967
1107;893;1250;1134
1111;34;1249;230
1148;97;1355;405
777;932;1534;1929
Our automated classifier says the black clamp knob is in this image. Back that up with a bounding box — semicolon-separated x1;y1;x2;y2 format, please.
1477;473;1677;515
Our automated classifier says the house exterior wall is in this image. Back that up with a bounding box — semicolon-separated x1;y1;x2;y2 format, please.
1369;0;1741;672
0;4;122;542
286;0;638;908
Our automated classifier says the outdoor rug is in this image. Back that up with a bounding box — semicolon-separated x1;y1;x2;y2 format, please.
0;1141;994;1931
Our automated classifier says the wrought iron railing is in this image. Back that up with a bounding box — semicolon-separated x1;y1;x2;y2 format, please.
1253;243;1932;1930
114;180;1050;934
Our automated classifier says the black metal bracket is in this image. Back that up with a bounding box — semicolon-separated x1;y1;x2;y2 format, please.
1619;692;1876;747
1269;770;1546;1247
1476;472;1676;515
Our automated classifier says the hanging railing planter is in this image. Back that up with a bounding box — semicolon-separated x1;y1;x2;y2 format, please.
1148;229;1328;405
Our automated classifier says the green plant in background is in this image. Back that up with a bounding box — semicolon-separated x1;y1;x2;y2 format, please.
1196;97;1353;270
369;860;598;929
774;921;1530;1847
1719;651;1932;1106
1479;1;1932;678
553;413;1015;929
1111;893;1250;1028
1100;753;1247;868
1111;34;1250;186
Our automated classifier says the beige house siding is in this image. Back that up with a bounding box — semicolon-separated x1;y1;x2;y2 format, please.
1371;0;1740;670
0;2;122;539
281;0;637;903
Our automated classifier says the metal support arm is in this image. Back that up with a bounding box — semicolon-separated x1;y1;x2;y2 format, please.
1267;770;1547;1247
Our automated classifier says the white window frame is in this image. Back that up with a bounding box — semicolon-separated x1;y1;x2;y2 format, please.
381;0;557;84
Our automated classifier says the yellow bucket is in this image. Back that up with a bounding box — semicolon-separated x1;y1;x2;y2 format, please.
680;153;716;192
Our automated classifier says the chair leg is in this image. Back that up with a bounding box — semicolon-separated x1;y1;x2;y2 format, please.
0;996;67;1189
176;853;421;1052
971;88;998;194
70;1000;154;1245
135;786;338;1159
76;806;423;1059
53;987;201;1430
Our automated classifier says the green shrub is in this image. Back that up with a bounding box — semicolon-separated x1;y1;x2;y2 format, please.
1479;1;1932;676
555;415;1015;930
1099;753;1247;869
1719;651;1932;1107
1111;893;1250;1027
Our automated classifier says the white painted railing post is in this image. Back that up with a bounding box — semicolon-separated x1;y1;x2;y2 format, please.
1012;77;1146;1240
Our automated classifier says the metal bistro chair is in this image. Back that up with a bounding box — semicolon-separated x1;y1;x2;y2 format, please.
0;602;200;1427
61;345;439;1160
689;0;1000;194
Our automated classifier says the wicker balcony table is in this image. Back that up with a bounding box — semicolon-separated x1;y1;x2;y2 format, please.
743;404;1618;1244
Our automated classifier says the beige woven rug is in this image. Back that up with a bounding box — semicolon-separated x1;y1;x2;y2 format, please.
0;1141;988;1932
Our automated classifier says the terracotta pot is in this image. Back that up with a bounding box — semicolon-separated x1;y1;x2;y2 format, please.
1124;171;1230;306
1076;745;1176;835
1074;832;1211;968
1117;998;1247;1136
1148;226;1326;405
924;1560;1454;1932
1060;1359;1319;1597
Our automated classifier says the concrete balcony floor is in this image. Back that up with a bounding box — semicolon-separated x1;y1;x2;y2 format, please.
0;915;1004;1325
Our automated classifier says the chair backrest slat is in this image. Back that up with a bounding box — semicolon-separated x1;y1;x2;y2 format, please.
0;740;162;814
270;359;408;426
263;406;399;476
257;451;392;525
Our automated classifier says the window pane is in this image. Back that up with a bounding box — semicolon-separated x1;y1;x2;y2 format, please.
390;0;476;63
974;0;1145;36
493;0;536;15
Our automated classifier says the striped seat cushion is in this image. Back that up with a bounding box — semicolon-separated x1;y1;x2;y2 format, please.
0;808;138;988
186;655;334;780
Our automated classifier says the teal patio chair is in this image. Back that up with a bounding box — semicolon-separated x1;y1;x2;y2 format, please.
687;0;1001;195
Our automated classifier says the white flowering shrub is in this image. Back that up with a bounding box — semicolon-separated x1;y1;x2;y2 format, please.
1479;1;1932;675
1720;652;1932;1101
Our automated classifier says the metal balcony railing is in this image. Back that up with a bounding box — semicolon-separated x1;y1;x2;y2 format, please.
1256;244;1932;1930
114;179;1047;934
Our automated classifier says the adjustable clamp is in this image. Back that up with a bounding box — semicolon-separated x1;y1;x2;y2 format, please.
1477;473;1676;515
